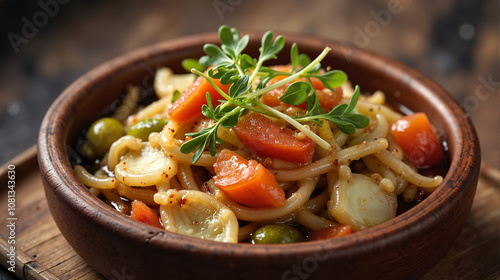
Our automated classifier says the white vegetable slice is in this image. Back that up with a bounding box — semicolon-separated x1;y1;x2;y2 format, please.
154;67;196;99
328;165;397;231
114;142;177;187
154;189;239;243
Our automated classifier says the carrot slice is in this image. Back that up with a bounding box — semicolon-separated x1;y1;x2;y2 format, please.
213;149;285;208
308;225;352;241
232;112;315;163
130;200;163;229
260;65;343;112
391;112;445;168
168;74;231;124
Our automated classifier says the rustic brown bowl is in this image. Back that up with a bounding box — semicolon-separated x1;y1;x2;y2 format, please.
38;31;480;280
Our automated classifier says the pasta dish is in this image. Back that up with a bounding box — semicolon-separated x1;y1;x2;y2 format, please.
73;26;446;244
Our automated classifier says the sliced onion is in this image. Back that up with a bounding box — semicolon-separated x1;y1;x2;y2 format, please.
154;67;196;99
114;142;177;186
328;166;397;231
155;189;238;243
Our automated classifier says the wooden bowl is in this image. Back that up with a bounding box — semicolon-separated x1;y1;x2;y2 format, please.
38;31;480;280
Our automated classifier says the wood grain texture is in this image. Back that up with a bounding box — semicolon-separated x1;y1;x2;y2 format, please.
0;147;104;280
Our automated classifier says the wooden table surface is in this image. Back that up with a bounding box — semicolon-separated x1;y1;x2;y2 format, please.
0;146;499;280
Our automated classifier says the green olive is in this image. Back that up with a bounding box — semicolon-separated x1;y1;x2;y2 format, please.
86;117;125;158
127;118;168;141
251;224;305;244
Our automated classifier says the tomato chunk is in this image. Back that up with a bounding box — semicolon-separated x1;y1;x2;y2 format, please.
391;112;445;168
260;65;343;112
213;149;286;208
308;225;352;241
168;74;231;124
130;200;163;229
232;112;315;163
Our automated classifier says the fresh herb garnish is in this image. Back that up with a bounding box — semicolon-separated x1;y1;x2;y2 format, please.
180;25;369;163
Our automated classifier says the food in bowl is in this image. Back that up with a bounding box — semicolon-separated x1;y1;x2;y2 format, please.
72;25;446;244
38;25;480;280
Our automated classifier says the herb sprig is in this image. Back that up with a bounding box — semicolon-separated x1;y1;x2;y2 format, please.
180;26;369;163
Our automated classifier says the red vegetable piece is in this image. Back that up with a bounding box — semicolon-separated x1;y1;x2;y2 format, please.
168;74;231;125
232;112;315;163
213;149;286;208
130;200;163;229
260;65;343;112
308;225;352;241
391;112;445;168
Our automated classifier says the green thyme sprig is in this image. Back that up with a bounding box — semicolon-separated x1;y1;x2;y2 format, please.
180;25;369;163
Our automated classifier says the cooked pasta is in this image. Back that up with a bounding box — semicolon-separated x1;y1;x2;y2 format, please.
73;28;447;244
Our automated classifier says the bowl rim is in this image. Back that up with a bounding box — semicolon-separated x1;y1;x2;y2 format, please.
38;30;480;258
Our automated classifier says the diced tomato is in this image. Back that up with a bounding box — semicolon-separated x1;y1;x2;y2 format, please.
308;225;352;241
168;74;231;124
130;200;163;229
391;112;445;168
315;87;344;112
232;112;315;163
213;149;286;208
260;65;343;112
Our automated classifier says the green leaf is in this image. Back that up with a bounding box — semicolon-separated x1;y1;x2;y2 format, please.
191;137;209;163
345;85;360;115
208;132;218;156
219;26;247;60
290;43;299;71
182;58;205;73
330;119;356;135
171;90;181;103
306;91;324;115
211;70;224;79
261;35;285;61
198;55;211;67
222;45;237;59
201;92;216;120
256;74;274;90
236;35;249;55
307;62;321;73
259;32;285;62
240;54;255;70
260;31;274;53
229;75;251;98
202;104;215;120
269;35;285;55
203;44;232;65
221;111;240;128
255;67;281;89
327;103;348;116
298;54;311;68
214;104;235;119
280;81;311;105
220;69;239;85
346;114;371;128
219;25;234;46
180;133;208;154
315;70;347;91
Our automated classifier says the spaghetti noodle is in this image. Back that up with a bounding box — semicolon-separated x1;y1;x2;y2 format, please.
73;28;446;244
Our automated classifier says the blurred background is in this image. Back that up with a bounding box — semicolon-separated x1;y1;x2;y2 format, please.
0;0;497;169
